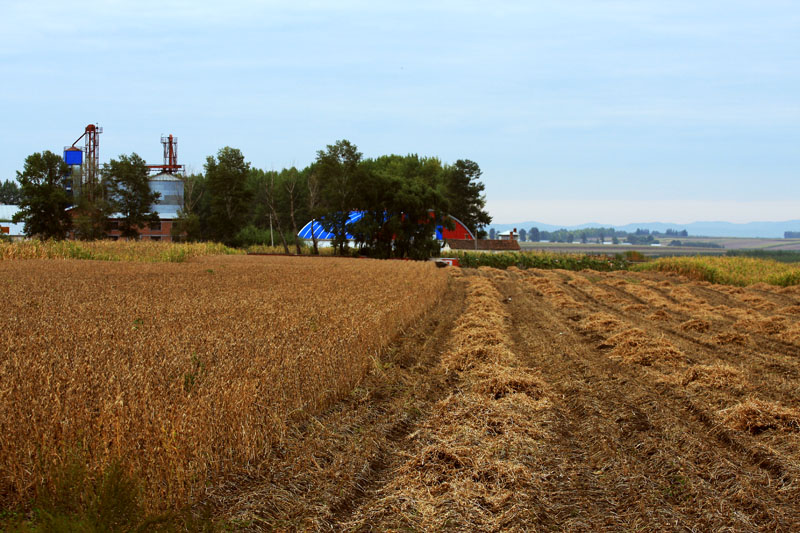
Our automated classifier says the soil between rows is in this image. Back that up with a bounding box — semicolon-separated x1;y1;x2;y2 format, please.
227;268;800;531
214;277;466;530
494;270;800;531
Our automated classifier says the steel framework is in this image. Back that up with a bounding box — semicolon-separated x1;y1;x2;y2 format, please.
68;124;103;202
146;134;185;174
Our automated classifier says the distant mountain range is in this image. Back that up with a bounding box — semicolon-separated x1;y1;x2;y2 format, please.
488;220;800;239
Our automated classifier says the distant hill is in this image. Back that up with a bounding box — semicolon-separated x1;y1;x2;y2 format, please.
488;220;800;239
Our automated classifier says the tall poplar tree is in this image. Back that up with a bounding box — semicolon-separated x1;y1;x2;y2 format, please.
315;140;362;254
205;147;251;244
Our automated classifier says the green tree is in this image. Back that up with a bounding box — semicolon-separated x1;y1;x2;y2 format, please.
306;166;321;254
171;211;201;242
315;140;362;254
73;195;114;240
105;153;160;239
443;159;491;238
206;147;251;244
171;173;206;242
529;227;540;242
12;151;73;239
353;154;449;259
390;176;447;259
0;179;22;204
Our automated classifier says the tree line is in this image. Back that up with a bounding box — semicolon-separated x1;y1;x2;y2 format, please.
9;140;491;259
488;226;690;244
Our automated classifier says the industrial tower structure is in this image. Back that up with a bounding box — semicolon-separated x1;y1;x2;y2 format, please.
146;134;185;175
64;124;103;202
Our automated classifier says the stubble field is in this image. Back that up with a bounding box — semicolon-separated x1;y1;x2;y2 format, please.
3;250;800;531
279;266;799;531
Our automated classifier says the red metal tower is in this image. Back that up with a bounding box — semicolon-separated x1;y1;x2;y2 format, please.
69;124;103;202
146;134;184;174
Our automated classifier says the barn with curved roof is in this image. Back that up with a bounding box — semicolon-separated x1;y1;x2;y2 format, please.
297;211;474;246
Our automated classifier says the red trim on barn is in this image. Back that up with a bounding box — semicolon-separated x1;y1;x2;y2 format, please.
440;215;475;240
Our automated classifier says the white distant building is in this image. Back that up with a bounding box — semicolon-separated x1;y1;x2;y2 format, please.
0;205;24;240
497;229;519;241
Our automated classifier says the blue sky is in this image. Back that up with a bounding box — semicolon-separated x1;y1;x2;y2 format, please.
2;1;798;225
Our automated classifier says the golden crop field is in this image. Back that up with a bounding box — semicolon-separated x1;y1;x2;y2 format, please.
4;248;800;531
0;239;242;262
0;255;447;513
635;255;800;286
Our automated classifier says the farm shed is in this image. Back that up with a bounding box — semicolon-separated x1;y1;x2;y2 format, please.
104;208;180;241
66;173;185;241
497;229;519;241
442;239;521;253
0;205;25;240
298;211;475;247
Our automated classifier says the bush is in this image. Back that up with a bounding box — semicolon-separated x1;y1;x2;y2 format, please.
447;251;630;272
234;225;306;249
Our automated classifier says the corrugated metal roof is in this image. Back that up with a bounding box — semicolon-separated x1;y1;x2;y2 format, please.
153;204;182;215
108;211;180;220
149;172;183;182
298;211;476;242
446;239;520;251
298;212;364;240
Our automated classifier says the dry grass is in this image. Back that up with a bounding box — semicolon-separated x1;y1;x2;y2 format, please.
711;332;751;346
733;316;788;335
577;312;624;335
442;278;515;371
524;274;582;309
779;324;800;344
599;328;685;366
0;256;447;511
680;318;711;333
619;283;673;308
779;305;800;315
0;239;241;262
648;309;672;321
680;364;747;390
721;399;800;434
346;273;552;530
472;364;548;400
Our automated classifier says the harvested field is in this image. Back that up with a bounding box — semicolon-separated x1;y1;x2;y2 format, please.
4;255;800;530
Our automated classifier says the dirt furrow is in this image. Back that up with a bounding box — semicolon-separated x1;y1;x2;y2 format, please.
215;278;466;530
496;271;800;531
338;271;555;531
556;272;800;405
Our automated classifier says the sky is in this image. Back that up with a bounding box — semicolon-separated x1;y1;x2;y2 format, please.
1;0;798;225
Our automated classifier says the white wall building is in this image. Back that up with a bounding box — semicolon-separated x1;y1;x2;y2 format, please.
0;205;24;240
